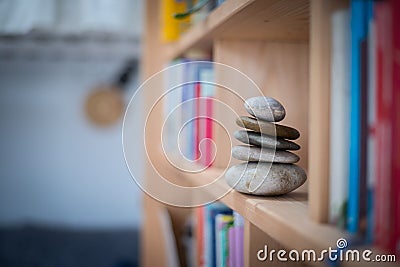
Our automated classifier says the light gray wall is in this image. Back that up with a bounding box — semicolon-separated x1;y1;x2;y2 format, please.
0;58;143;229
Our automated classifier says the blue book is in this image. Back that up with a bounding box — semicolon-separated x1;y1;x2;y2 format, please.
181;61;197;160
348;0;370;233
204;203;232;267
181;60;213;161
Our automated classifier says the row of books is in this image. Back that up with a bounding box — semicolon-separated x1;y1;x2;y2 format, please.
160;0;226;42
196;204;244;267
163;55;244;267
328;0;399;255
163;53;214;166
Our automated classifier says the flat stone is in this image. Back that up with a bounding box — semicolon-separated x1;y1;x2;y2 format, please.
232;145;299;163
244;96;286;122
234;130;300;150
236;116;300;140
225;162;307;195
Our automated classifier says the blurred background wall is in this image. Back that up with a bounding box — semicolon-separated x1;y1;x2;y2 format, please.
0;1;144;266
0;57;142;229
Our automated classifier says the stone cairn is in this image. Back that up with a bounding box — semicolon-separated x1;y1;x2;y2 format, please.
225;96;307;196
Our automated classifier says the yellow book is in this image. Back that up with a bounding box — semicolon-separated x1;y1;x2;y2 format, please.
161;0;192;42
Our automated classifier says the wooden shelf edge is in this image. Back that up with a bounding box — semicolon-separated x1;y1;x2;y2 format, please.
180;166;398;267
185;167;344;247
164;0;255;60
164;0;310;61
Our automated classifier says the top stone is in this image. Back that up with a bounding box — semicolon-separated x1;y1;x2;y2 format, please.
244;96;286;122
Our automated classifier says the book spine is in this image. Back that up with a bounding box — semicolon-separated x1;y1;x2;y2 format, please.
233;212;244;267
234;226;244;267
348;0;368;233
195;82;201;160
329;8;350;228
366;1;376;243
204;205;211;267
374;1;393;251
163;59;182;153
205;93;214;167
181;62;196;160
220;221;233;267
196;207;205;267
198;65;215;167
206;203;232;267
228;226;236;267
358;1;373;237
215;215;233;267
391;0;400;256
161;0;191;42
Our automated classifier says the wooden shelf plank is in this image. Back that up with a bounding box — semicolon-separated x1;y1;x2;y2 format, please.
308;0;349;223
184;167;345;249
181;166;398;267
164;0;310;60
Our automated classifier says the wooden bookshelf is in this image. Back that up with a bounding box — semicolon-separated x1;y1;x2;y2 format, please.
164;0;309;60
141;0;398;267
179;165;347;252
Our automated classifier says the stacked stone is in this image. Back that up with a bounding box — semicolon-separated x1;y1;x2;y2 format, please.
225;96;307;196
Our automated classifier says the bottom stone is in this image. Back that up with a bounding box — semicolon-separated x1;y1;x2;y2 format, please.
225;162;307;196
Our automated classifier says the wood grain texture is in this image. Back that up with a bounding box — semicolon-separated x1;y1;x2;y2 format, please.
141;1;166;267
139;0;394;266
165;0;310;60
174;164;397;267
178;166;340;267
214;40;309;172
244;221;308;267
142;1;191;266
308;0;348;223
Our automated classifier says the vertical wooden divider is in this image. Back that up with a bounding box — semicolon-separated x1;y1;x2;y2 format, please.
142;1;193;266
308;0;348;223
141;1;166;266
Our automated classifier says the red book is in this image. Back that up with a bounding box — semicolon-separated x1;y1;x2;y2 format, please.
391;0;400;256
197;67;215;167
374;1;394;251
194;82;205;266
198;94;214;167
196;206;205;267
194;82;201;161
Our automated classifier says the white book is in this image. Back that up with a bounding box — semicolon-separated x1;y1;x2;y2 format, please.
329;8;350;225
163;59;184;154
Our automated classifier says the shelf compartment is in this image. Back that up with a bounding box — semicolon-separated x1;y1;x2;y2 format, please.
165;0;310;60
183;167;344;250
182;166;397;267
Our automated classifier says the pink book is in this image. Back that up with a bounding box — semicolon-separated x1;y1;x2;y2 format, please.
228;227;236;267
194;82;201;161
198;66;214;167
234;226;244;267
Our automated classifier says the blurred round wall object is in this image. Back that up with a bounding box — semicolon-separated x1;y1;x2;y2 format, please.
85;85;124;126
